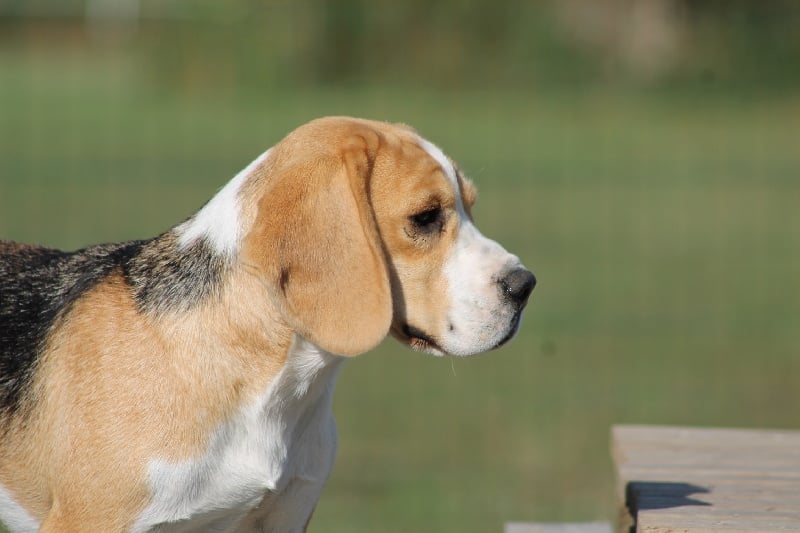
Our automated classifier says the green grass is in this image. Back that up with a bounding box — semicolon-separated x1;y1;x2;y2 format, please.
1;48;799;532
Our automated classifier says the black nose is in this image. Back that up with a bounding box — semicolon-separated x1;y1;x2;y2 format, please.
498;268;536;307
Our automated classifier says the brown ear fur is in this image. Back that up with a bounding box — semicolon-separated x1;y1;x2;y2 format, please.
243;122;391;356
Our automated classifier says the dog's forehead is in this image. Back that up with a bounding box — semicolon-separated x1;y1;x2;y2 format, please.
412;136;468;215
415;139;456;186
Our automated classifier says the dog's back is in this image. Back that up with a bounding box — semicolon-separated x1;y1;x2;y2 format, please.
0;241;140;419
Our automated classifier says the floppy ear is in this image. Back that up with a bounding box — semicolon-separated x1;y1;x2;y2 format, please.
244;127;392;356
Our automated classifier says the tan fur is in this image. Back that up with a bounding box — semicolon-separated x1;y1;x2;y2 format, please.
240;117;467;353
241;120;392;356
258;117;467;346
0;116;481;529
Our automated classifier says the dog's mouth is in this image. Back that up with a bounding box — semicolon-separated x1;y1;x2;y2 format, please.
493;310;523;350
392;296;531;356
392;323;445;355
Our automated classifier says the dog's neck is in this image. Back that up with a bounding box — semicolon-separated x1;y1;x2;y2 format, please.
123;231;231;316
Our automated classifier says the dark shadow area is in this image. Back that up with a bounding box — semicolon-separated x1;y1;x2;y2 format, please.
627;481;712;511
623;482;712;533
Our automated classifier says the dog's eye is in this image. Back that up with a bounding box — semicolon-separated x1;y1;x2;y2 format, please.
409;207;443;233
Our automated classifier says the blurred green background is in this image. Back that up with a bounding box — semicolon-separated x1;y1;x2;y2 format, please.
1;1;799;531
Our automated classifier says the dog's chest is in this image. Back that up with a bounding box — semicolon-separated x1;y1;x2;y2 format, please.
132;341;344;532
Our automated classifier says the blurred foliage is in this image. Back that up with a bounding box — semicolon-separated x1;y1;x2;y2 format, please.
2;0;800;93
146;0;800;92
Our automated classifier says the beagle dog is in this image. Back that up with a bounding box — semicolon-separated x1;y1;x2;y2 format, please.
0;116;535;532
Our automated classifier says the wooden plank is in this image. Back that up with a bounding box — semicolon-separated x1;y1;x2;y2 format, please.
612;425;800;532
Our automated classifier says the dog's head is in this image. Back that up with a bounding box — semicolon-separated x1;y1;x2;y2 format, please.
219;117;534;357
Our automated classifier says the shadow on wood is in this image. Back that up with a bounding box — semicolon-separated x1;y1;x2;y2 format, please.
625;481;711;511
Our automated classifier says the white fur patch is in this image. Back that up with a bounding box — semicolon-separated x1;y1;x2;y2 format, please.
132;337;343;532
0;482;40;532
176;149;272;258
416;138;467;218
